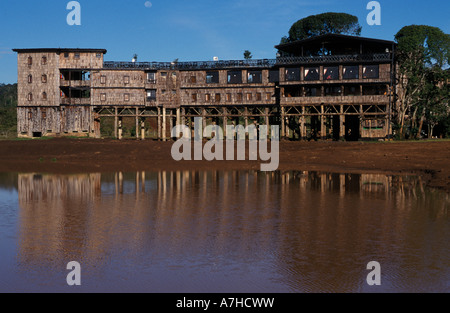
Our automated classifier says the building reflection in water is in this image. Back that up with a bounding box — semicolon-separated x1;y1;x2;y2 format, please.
16;171;449;292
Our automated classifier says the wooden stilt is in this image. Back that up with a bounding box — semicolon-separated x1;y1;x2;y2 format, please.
162;107;166;141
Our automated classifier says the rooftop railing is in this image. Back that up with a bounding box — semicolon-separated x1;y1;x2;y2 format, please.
276;53;392;65
103;53;392;70
104;59;277;70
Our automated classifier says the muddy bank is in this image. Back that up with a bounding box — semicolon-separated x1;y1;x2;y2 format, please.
0;138;448;192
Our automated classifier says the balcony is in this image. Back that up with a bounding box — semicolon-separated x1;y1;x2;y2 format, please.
61;98;91;105
60;79;91;87
281;95;389;105
276;53;392;65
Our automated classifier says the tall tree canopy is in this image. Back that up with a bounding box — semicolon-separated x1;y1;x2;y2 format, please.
0;83;18;137
280;12;362;44
394;25;450;138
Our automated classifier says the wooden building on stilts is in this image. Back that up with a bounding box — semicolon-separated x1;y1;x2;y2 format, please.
13;34;396;141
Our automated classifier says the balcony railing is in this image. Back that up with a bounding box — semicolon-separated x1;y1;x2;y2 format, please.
61;98;91;105
60;80;91;87
276;53;392;65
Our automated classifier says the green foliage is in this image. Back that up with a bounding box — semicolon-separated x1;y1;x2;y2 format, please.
282;12;362;43
394;25;450;138
0;83;17;138
243;50;252;60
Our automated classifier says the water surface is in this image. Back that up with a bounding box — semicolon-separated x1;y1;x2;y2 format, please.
0;171;448;292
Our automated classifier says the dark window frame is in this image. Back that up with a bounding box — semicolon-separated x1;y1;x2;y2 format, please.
343;65;359;80
227;70;242;84
323;66;339;80
304;67;320;81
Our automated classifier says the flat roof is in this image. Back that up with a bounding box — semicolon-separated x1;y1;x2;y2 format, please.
12;48;107;54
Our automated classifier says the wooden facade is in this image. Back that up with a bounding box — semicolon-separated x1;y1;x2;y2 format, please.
13;34;396;140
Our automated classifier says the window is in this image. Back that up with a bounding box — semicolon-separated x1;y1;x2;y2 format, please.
324;86;342;96
28;110;32;120
42;110;47;119
363;65;379;79
246;93;252;101
100;75;106;84
146;90;156;100
344;85;360;96
64;52;69;58
227;71;242;84
304;87;319;97
96;53;102;58
28;75;33;84
101;93;106;101
323;66;339;80
42;92;47;100
215;93;221;102
206;71;219;84
190;76;197;83
74;53;80;59
226;93;232;102
236;93;243;101
247;70;262;83
147;72;156;83
269;70;279;83
192;93;197;102
124;93;130;101
256;93;262;101
362;84;387;95
41;56;47;65
205;94;211;101
285;86;302;97
124;76;130;84
266;92;272;101
285;68;300;81
28;93;33;101
27;56;33;66
42;74;47;83
304;67;319;81
343;66;359;79
161;72;167;79
171;90;176;95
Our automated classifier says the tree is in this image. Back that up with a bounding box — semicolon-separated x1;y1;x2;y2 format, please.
281;12;362;43
394;25;450;138
243;50;252;60
0;83;18;137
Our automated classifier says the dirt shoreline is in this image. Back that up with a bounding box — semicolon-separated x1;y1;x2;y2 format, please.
0;138;449;192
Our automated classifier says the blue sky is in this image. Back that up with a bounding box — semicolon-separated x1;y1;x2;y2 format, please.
0;0;449;84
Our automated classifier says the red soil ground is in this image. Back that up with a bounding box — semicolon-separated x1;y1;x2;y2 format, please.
0;138;448;192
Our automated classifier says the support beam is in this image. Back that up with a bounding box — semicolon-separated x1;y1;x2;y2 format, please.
157;107;161;141
141;118;145;140
320;105;326;140
136;108;139;140
114;107;118;139
162;107;166;141
118;117;123;140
